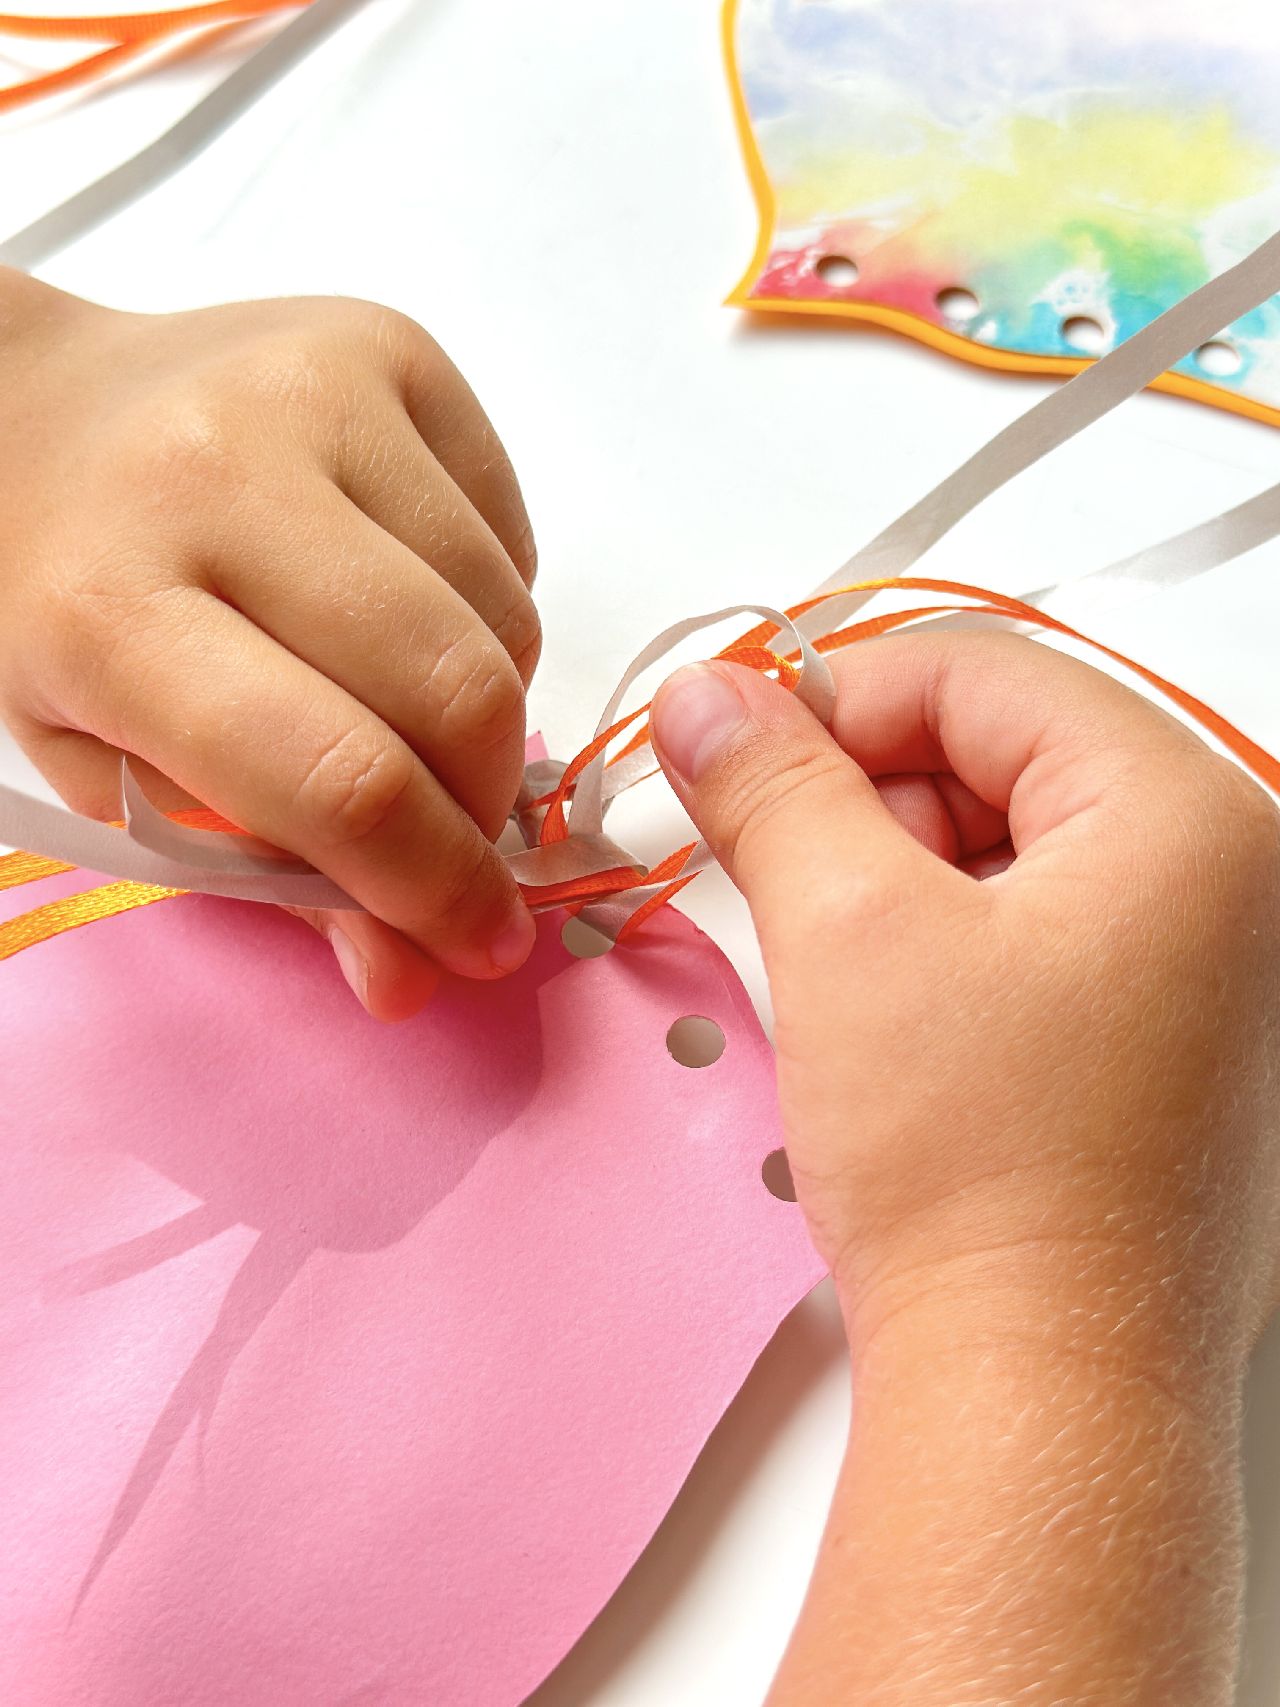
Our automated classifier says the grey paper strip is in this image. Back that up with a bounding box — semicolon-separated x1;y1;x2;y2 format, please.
600;745;661;808
567;604;836;841
0;0;368;272
0;781;355;909
504;834;638;888
1026;478;1280;628
579;843;716;941
897;477;1280;642
121;760;312;877
799;228;1280;638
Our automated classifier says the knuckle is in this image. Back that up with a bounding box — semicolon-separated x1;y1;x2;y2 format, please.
1174;753;1276;856
232;339;348;435
1213;762;1280;892
510;515;538;587
723;749;849;869
1218;762;1280;858
413;836;500;936
197;323;355;434
438;642;525;758
294;728;417;848
251;347;331;416
491;593;542;681
344;298;439;370
280;295;420;363
818;867;919;940
128;390;246;499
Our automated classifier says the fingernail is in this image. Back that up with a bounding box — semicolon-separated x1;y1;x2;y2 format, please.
329;928;369;1006
652;664;748;784
488;905;537;975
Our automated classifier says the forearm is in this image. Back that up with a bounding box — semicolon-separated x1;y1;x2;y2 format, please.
769;1287;1247;1706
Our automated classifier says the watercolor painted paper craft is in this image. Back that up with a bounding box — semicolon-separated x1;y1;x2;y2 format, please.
725;0;1280;426
0;856;822;1706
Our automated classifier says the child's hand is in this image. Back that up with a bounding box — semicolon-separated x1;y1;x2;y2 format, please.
653;635;1280;1704
0;270;540;1020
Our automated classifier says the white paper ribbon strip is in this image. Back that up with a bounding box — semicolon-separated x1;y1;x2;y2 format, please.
567;603;835;843
800;227;1280;638
0;779;356;908
0;0;368;273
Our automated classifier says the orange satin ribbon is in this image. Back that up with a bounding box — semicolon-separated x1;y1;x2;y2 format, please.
0;879;181;961
2;576;1277;961
532;576;1280;846
0;805;238;958
0;848;75;890
0;1;309;115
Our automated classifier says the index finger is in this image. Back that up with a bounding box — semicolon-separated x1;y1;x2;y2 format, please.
93;590;535;980
823;631;1222;861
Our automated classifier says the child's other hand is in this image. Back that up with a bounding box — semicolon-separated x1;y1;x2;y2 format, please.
654;634;1280;1702
0;270;541;1020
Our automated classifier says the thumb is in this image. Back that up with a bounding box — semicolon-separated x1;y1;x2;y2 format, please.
650;662;947;939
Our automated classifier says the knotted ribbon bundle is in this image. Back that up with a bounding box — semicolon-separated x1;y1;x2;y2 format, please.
5;228;1280;957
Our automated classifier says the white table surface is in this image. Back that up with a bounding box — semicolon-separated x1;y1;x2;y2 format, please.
3;3;1280;1701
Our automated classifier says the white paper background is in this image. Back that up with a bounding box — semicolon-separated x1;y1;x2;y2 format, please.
2;2;1279;1701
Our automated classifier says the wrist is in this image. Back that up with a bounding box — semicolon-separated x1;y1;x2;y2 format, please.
828;1150;1257;1409
771;1287;1246;1706
768;1169;1253;1706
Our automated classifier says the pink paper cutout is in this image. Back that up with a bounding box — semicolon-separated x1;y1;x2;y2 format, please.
0;846;822;1702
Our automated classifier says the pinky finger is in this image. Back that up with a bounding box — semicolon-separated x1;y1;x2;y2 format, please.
281;906;440;1022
